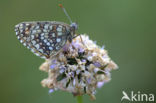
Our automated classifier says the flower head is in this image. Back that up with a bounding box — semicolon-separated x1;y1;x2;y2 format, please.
40;34;118;100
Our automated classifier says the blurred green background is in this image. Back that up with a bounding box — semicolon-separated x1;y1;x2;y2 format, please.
0;0;156;103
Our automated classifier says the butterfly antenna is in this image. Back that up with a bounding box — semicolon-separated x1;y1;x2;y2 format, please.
58;3;87;48
59;4;73;24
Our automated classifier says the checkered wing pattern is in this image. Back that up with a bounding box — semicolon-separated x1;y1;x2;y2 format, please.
15;21;71;59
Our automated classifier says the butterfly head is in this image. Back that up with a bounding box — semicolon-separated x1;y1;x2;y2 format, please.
70;22;78;30
68;22;78;40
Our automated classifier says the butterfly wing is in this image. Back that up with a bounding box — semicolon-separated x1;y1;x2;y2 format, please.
15;21;71;59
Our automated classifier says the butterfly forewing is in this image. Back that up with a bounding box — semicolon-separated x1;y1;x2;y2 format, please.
15;21;71;59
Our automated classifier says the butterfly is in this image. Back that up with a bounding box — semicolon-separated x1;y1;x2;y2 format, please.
15;21;78;59
15;4;78;59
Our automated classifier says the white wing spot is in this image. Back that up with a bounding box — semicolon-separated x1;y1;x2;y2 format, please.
20;40;24;43
44;39;47;43
16;32;18;35
31;35;34;39
58;32;62;36
49;25;53;30
44;25;49;29
37;30;41;33
41;33;44;36
41;37;44;40
35;53;40;56
49;47;53;50
52;33;55;37
56;38;61;42
46;42;50;46
23;43;26;46
32;40;36;45
35;26;40;29
35;44;40;49
57;27;62;32
39;49;43;53
17;36;20;39
32;30;36;34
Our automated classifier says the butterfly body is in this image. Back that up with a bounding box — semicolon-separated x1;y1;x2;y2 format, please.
15;21;77;59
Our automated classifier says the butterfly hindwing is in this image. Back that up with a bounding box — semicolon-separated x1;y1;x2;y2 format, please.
15;21;70;59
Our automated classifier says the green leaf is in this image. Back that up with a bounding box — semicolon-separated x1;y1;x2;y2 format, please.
67;58;78;65
57;73;66;81
66;79;71;88
101;64;108;70
84;87;86;93
97;71;105;74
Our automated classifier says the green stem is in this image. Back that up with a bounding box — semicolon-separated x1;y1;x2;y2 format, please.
77;96;83;103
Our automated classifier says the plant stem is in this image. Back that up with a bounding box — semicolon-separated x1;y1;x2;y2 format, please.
77;96;83;103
